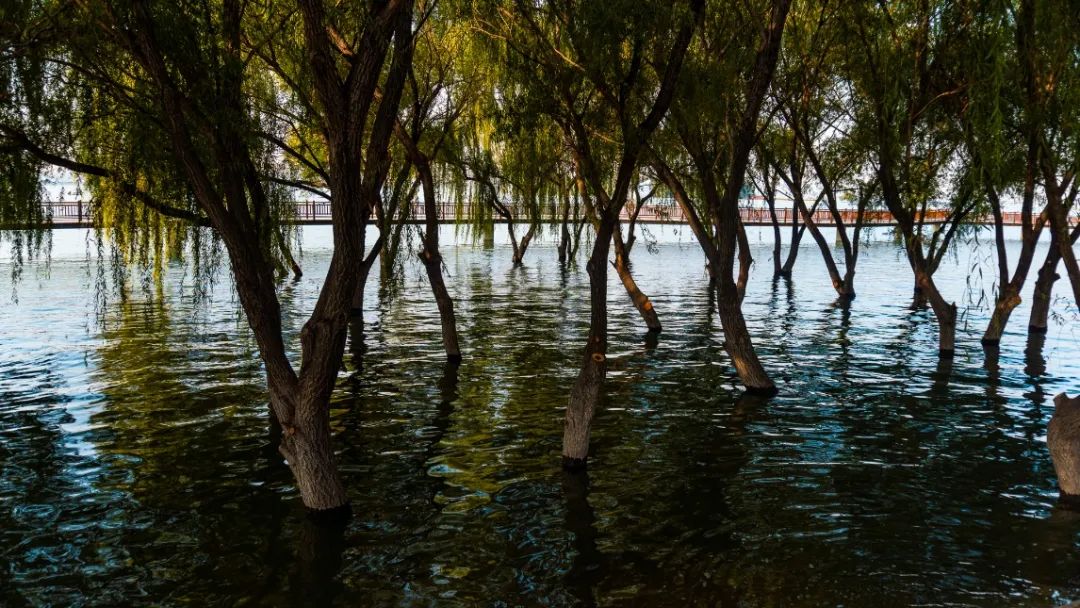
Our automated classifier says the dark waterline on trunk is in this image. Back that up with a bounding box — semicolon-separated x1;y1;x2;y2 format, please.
1;224;1079;606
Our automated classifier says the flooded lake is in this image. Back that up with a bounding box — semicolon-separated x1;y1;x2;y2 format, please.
2;225;1079;606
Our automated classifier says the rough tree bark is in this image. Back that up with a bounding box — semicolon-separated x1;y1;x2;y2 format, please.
1048;393;1080;504
613;224;662;332
1029;223;1080;333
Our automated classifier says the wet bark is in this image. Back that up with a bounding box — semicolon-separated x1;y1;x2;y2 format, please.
1029;223;1080;333
508;217;537;266
560;0;701;467
978;137;1046;345
654;160;777;394
417;162;462;362
613;225;661;332
558;187;573;264
778;159;847;298
563;218;614;466
778;209;804;278
1048;393;1080;501
876;135;959;356
1043;176;1080;314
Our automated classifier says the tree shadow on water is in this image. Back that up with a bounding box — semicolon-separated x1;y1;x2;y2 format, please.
561;468;605;607
288;516;348;607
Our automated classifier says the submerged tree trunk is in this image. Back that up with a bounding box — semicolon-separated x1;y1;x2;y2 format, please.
563;218;615;467
275;389;349;515
767;194;783;276
654;160;776;394
1029;223;1080;333
779;207;803;278
613;225;661;332
980;140;1046;345
508;217;537;265
559;187;573;264
915;268;957;355
416;162;462;362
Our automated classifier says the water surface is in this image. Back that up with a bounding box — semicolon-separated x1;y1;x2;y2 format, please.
2;225;1080;607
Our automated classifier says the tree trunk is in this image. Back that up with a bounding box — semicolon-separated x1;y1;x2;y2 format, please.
1048;393;1080;502
795;194;847;298
915;269;957;356
714;270;775;394
559;189;572;264
735;218;752;301
767;196;783;277
417;162;461;362
654;159;775;394
1029;223;1080;333
983;286;1022;345
613;225;661;332
508;218;537;265
277;391;350;517
779;208;802;277
563;218;614;467
1048;198;1080;313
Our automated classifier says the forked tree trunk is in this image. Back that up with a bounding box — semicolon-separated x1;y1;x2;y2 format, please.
655;160;776;394
613;226;661;332
276;389;350;515
794;194;849;298
1029;224;1080;333
1047;195;1080;313
563;218;615;467
508;218;537;265
915;268;957;355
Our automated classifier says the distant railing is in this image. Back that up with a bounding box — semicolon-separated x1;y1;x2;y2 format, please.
25;200;1072;228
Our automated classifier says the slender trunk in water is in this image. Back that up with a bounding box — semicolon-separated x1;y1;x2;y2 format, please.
780;208;803;277
914;269;957;355
735;218;752;301
794;193;847;298
1030;224;1080;333
654;159;776;394
1030;248;1060;334
613;226;661;332
713;222;775;394
1048;204;1080;314
559;189;572;264
767;196;783;277
416;161;461;362
984;286;1023;344
563;217;615;467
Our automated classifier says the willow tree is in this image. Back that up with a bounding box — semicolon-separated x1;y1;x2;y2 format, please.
952;0;1048;345
652;0;792;395
389;1;481;362
768;1;877;300
0;0;415;517
842;0;984;357
1015;0;1080;316
467;0;701;467
747;147;807;279
451;103;562;267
